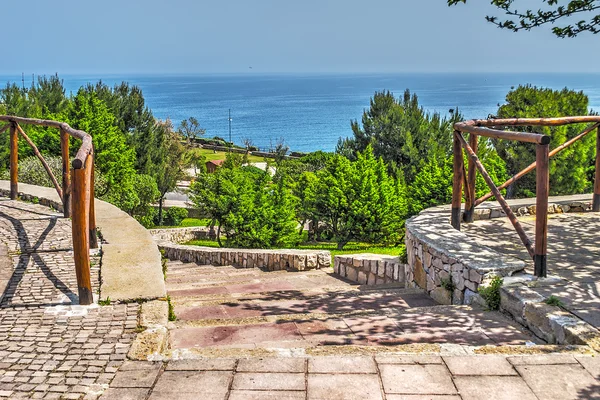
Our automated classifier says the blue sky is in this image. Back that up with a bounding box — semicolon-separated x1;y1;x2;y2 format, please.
4;0;598;74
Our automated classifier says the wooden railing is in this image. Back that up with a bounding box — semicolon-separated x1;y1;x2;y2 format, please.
0;116;97;305
452;116;600;278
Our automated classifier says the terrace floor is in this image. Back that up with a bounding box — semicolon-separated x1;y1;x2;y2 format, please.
463;212;600;330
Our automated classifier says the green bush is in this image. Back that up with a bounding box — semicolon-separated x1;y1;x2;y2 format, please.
478;276;504;311
164;207;188;226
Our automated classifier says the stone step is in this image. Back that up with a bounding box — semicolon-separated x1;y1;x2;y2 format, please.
168;305;537;351
172;288;436;323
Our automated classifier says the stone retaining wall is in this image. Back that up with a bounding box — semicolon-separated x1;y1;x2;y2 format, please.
149;227;213;243
334;254;405;286
404;195;594;306
158;242;331;271
405;206;526;305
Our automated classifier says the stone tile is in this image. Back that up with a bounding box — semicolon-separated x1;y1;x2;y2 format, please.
228;390;306;400
109;369;160;388
118;361;162;371
375;355;443;365
443;356;517;376
149;392;227;400
232;373;305;391
152;371;233;394
165;359;237;371
575;355;600;378
453;376;537;400
169;322;302;348
516;364;599;400
385;396;461;400
99;388;150;400
307;374;383;400
308;356;377;374
507;354;578;365
379;364;456;395
237;358;305;373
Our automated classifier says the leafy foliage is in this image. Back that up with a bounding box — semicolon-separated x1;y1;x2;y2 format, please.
494;85;594;197
448;0;600;38
478;276;504;310
164;207;189;226
190;156;299;248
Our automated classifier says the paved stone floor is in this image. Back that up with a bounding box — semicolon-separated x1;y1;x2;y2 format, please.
2;196;599;399
103;354;600;399
0;198;139;399
463;212;600;329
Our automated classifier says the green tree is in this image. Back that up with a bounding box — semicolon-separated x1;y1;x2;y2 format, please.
493;85;593;197
342;90;458;182
178;117;205;146
154;120;186;225
66;89;138;209
448;0;600;38
312;147;407;250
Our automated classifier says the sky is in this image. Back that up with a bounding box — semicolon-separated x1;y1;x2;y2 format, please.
3;0;598;74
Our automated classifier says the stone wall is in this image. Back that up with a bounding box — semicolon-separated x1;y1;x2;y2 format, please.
334;254;405;286
405;206;526;305
158;242;331;271
149;227;213;243
404;195;594;305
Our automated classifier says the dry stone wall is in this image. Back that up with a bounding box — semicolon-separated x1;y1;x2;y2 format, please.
158;242;331;271
405;206;526;305
149;227;213;243
405;196;594;305
334;254;405;286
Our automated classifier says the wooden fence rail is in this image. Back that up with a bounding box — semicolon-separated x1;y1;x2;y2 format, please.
0;115;96;305
453;116;600;278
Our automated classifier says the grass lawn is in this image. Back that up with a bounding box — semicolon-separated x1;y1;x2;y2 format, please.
154;218;212;229
198;148;266;163
185;237;406;261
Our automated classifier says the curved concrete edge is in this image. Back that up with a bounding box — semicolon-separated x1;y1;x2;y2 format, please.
0;181;166;303
472;194;593;221
157;241;331;271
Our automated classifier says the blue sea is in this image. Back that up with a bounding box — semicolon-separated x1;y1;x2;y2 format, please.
2;73;600;153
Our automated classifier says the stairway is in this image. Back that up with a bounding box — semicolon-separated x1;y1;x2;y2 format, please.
165;260;536;354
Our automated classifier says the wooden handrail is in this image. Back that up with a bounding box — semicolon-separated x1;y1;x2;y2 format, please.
453;116;600;278
1;115;96;305
475;122;600;206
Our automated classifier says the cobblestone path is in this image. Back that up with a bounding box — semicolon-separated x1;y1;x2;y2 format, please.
0;198;139;399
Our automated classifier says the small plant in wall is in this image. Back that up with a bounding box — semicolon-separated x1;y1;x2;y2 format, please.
478;276;503;311
440;276;455;292
544;295;565;309
98;297;111;306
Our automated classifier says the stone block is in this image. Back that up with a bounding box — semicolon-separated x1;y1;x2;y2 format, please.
430;287;452;305
524;303;558;343
423;252;432;268
368;272;377;285
358;271;367;285
452;289;464;305
451;263;463;272
385;263;394;279
414;256;427;290
500;286;544;325
347;267;358;282
306;254;317;269
469;270;483;284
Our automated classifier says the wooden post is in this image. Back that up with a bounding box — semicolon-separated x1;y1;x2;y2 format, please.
61;129;71;218
593;126;600;212
71;161;93;305
451;130;464;230
535;144;550;278
463;133;478;222
87;154;98;249
9;123;18;200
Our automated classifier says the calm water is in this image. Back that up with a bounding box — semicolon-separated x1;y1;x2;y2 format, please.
2;73;600;152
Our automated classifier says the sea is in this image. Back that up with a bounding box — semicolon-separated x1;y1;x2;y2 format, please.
2;73;600;153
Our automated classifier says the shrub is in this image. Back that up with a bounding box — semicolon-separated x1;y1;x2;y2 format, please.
478;276;504;310
164;206;188;226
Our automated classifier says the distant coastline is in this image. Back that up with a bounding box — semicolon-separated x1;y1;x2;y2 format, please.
2;72;600;152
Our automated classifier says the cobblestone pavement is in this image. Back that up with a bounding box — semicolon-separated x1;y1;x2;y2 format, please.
463;212;600;329
0;198;140;399
104;353;600;399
